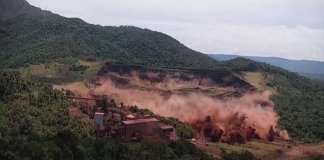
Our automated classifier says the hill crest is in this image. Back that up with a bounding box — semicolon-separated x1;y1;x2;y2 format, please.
0;0;42;21
208;54;324;80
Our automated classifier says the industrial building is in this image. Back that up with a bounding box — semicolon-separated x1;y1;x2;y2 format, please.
121;118;160;140
121;118;174;141
66;94;175;141
159;125;174;140
94;112;105;130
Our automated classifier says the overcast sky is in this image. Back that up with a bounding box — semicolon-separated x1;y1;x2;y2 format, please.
26;0;324;61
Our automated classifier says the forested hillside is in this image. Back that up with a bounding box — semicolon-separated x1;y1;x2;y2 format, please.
222;58;324;143
0;0;323;145
208;54;324;80
0;0;41;21
0;70;213;160
0;12;215;69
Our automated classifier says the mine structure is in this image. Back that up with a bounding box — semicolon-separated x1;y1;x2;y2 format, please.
65;93;174;141
121;118;160;140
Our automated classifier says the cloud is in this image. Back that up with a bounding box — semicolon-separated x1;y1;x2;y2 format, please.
26;0;324;61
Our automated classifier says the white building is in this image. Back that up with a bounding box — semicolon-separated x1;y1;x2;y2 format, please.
94;112;104;130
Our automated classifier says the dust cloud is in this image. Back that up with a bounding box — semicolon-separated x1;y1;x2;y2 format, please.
60;77;289;143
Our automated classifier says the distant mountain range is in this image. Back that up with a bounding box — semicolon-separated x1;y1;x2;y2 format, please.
0;0;323;145
208;54;324;80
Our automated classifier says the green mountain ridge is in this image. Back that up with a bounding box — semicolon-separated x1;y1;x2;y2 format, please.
0;0;323;145
0;0;41;21
208;54;324;80
0;11;216;69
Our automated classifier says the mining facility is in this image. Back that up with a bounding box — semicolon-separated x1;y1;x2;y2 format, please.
65;93;175;141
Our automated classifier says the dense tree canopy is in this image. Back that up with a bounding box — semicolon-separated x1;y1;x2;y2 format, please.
0;12;216;69
0;9;323;144
223;58;324;143
0;70;213;160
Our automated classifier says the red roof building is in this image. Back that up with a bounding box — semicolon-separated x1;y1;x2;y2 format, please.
121;118;159;140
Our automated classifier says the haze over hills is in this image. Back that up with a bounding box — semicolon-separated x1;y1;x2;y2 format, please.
0;0;323;159
208;54;324;80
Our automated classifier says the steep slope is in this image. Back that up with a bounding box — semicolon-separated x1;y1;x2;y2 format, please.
222;58;324;143
0;12;216;69
97;63;255;98
0;0;323;144
0;0;41;21
0;70;213;160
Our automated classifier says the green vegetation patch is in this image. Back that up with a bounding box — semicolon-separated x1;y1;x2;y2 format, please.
0;70;212;160
19;59;104;84
242;72;274;92
225;58;324;143
200;141;288;160
0;13;216;69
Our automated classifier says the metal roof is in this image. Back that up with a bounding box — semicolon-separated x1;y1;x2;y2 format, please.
95;112;104;115
160;125;173;130
122;118;159;125
126;114;136;119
